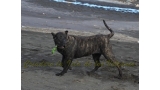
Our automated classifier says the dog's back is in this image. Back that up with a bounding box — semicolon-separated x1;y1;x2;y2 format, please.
69;35;109;58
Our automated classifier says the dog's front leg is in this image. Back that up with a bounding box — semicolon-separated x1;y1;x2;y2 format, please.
56;58;73;76
61;56;72;71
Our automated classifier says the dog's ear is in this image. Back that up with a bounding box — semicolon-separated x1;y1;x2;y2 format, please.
65;30;68;35
51;32;55;37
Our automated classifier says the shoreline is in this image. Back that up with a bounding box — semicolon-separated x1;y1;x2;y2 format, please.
51;0;139;13
21;26;139;42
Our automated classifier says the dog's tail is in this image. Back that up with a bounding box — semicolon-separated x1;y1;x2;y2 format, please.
103;20;114;38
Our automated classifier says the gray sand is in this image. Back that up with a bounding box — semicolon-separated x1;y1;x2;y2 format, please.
22;27;139;90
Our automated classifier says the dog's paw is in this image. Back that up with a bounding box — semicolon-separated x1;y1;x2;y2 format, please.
56;72;64;76
86;71;94;76
69;67;72;70
114;75;123;79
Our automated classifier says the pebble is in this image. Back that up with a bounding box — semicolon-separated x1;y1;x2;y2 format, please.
58;16;61;19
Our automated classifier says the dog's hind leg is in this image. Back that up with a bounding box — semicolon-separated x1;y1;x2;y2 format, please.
90;53;101;72
101;44;122;78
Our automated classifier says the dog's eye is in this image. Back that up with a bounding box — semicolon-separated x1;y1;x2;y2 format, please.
59;36;63;38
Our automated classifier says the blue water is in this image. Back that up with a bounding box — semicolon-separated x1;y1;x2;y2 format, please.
50;0;139;13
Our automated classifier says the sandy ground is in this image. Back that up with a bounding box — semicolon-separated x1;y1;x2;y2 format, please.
21;0;139;90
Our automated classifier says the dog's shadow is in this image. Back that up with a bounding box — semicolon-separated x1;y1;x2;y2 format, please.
22;58;138;84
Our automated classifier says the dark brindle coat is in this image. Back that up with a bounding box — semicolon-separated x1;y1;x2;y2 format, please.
51;20;122;77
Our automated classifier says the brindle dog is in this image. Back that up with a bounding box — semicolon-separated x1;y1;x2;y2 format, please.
51;20;122;77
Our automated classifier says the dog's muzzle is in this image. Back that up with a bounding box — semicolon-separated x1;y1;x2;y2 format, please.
57;46;65;49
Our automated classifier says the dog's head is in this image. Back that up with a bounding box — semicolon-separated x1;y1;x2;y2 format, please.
51;31;68;49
